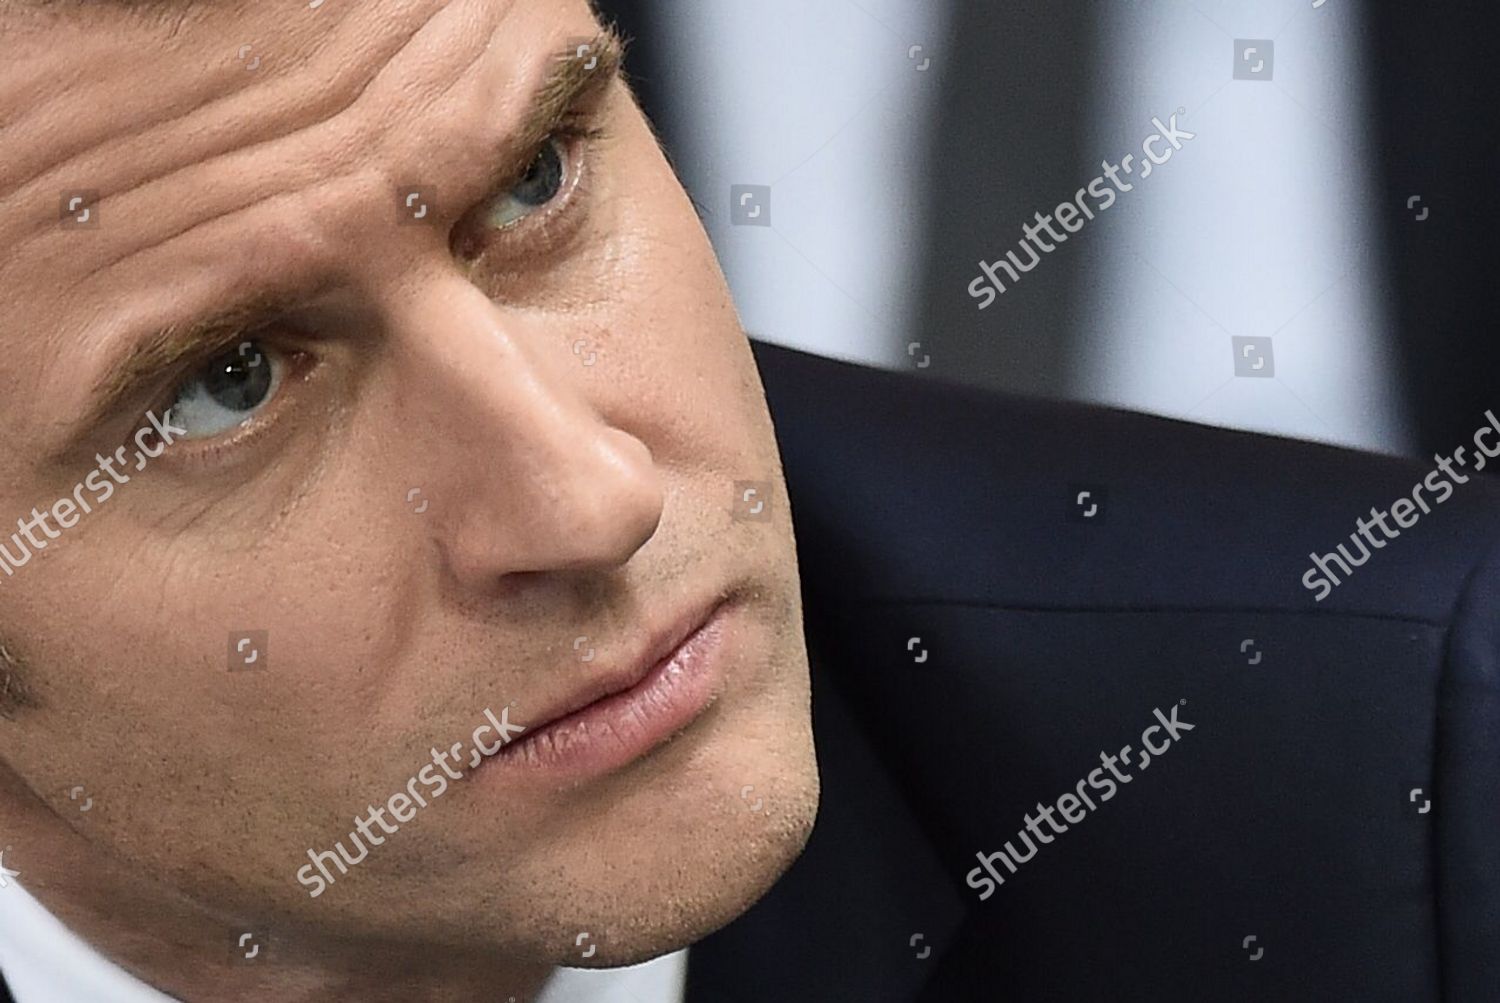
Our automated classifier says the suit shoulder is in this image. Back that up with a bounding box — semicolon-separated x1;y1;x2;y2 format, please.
752;339;1500;622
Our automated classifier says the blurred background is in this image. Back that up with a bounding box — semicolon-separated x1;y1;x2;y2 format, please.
595;0;1499;463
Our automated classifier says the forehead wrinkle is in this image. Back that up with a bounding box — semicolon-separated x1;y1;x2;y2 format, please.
0;0;222;30
0;12;249;209
3;1;469;282
57;2;502;290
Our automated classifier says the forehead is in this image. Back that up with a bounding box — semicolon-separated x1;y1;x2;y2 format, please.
0;0;580;451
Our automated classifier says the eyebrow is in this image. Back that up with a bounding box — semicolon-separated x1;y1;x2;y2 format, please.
60;27;626;456
494;27;625;197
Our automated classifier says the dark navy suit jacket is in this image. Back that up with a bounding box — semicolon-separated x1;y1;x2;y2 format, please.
684;342;1500;1002
3;343;1496;1002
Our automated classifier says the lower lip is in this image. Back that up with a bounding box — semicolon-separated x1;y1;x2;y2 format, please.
489;602;731;784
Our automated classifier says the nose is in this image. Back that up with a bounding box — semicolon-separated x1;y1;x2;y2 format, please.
388;276;665;591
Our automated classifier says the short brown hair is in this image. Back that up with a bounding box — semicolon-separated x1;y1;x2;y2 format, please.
0;641;37;720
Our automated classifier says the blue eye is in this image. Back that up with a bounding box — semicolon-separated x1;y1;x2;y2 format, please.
168;340;282;440
486;135;570;230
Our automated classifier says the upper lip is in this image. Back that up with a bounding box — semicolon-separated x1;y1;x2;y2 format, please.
513;592;731;737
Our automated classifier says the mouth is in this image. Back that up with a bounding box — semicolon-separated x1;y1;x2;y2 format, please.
487;593;736;783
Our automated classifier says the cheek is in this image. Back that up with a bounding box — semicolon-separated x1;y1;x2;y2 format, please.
0;478;406;781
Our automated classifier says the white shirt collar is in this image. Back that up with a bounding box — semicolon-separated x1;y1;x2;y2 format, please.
537;950;688;1003
0;878;687;1003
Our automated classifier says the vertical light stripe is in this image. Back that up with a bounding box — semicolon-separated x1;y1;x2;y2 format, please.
1074;0;1410;453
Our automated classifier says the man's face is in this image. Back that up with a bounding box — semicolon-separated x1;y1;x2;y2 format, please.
0;0;817;988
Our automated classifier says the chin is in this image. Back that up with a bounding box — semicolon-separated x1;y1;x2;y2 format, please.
485;712;822;969
553;781;820;968
568;794;819;969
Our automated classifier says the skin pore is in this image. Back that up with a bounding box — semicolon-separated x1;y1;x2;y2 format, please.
0;1;819;1000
